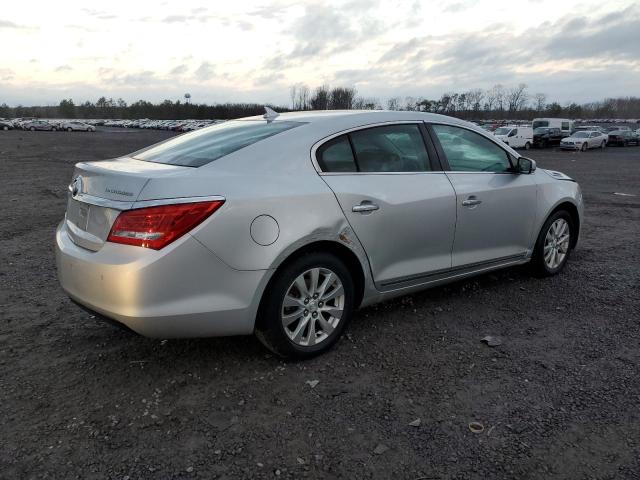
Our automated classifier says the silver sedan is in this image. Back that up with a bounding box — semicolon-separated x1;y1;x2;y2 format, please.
56;111;583;358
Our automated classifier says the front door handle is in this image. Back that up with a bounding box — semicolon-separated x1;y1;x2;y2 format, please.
462;197;482;207
352;202;380;213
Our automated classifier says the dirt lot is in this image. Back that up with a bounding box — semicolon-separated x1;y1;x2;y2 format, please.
1;128;639;479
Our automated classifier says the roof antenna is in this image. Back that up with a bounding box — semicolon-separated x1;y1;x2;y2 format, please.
263;106;279;122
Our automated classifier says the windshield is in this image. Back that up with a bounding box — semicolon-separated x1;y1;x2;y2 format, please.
133;120;303;167
533;120;549;129
572;132;589;138
494;127;511;135
534;127;549;134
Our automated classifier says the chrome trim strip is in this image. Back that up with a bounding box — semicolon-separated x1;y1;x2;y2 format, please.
379;258;529;295
309;120;427;175
133;195;226;208
379;253;528;289
71;192;134;210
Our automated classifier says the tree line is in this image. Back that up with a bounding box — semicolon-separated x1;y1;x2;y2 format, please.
1;84;639;120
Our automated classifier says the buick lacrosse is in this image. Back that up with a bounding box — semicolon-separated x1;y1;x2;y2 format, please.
56;110;583;358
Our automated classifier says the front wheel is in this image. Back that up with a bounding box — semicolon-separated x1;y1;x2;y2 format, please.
601;141;606;149
30;127;35;131
255;252;355;359
581;142;587;152
524;142;531;150
530;211;574;277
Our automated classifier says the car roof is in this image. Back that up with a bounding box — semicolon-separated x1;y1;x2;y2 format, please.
239;110;472;130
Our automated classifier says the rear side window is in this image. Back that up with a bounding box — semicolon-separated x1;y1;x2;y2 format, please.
316;135;357;172
432;124;511;173
316;124;431;173
133;120;303;167
350;124;430;172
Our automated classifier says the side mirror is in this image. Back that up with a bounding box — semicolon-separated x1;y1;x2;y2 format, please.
516;157;536;174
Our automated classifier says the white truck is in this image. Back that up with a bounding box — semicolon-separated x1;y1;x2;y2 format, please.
532;118;574;137
493;125;533;149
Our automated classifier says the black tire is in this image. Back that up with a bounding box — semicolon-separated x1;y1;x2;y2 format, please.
601;141;606;149
30;127;35;131
524;142;531;150
530;210;574;277
580;142;587;152
255;252;355;359
67;127;72;132
2;126;7;131
52;127;57;132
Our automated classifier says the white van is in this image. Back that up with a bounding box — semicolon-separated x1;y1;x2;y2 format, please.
493;125;533;149
532;118;574;137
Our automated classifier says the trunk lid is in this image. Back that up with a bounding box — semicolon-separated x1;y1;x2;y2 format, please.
65;157;191;251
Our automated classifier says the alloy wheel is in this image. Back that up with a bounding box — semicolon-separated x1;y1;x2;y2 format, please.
543;218;570;270
281;267;345;347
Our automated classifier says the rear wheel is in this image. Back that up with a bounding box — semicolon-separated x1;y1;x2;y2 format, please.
524;141;531;150
30;127;35;131
255;252;354;359
67;127;72;132
2;126;7;131
530;210;573;277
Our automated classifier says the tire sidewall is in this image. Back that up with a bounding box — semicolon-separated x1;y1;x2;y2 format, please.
532;210;573;276
257;252;355;358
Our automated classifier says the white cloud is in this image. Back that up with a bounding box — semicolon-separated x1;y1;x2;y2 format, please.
0;0;638;105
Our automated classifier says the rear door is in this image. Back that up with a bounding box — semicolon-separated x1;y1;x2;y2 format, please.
428;123;538;268
316;123;457;287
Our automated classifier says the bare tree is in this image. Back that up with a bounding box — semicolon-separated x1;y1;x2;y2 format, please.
300;85;312;110
534;93;547;112
387;97;401;110
310;85;330;110
507;83;528;112
467;89;484;113
330;87;357;109
289;85;297;110
403;96;417;111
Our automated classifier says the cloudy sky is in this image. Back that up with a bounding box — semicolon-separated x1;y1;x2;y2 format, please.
1;0;639;106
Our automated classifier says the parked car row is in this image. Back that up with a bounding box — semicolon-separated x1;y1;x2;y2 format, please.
0;118;221;133
490;118;640;150
1;118;96;132
97;118;221;131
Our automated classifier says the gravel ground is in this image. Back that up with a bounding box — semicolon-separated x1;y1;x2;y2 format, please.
1;128;639;480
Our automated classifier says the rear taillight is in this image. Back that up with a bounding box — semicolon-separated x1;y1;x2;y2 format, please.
107;200;224;250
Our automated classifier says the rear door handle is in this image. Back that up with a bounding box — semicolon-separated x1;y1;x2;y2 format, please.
352;202;380;213
462;197;482;207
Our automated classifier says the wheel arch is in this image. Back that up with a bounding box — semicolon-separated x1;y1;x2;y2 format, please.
255;240;366;331
548;201;580;249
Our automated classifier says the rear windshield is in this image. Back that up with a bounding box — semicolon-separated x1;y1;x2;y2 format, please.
532;120;549;129
133;120;303;167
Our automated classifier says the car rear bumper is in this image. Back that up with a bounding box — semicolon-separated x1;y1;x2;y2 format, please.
55;221;270;338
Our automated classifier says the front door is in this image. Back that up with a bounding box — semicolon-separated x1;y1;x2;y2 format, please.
429;123;538;268
316;124;457;287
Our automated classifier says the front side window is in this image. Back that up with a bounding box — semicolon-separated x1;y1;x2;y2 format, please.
508;129;517;137
432;124;512;173
349;124;430;172
133;120;303;167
